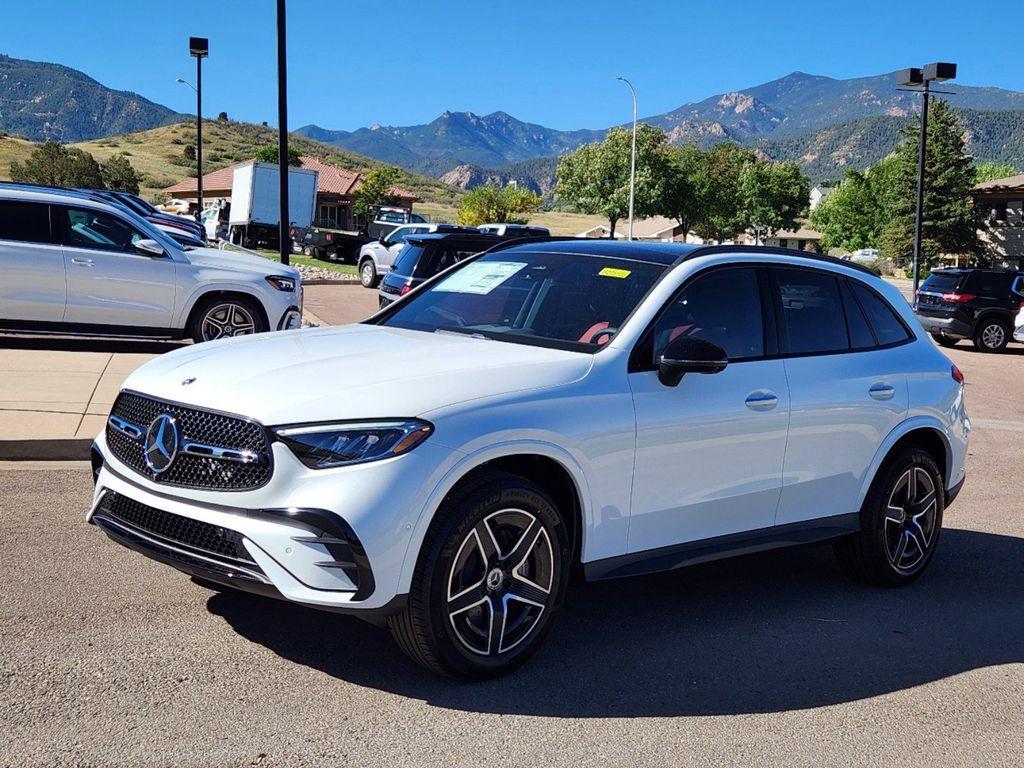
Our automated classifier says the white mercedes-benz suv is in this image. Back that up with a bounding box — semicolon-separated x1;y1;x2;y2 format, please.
0;184;301;342
88;240;969;679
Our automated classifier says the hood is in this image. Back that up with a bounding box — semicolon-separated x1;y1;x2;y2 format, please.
120;324;592;425
183;247;301;281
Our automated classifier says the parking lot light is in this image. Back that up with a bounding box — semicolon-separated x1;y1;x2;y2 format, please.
188;37;209;219
615;76;638;241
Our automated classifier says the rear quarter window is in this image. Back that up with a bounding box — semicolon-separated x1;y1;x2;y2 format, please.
849;281;912;346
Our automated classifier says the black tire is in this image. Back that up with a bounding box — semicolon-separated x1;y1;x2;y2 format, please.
302;244;312;257
834;447;944;586
188;295;267;343
387;470;571;680
930;333;958;348
973;318;1010;352
359;259;379;288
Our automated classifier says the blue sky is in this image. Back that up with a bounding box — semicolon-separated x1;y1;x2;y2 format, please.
0;0;1018;131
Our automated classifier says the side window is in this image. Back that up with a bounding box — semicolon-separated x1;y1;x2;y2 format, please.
387;229;407;247
0;200;53;244
849;281;912;346
58;207;143;252
774;267;849;355
1012;275;1024;298
840;279;876;349
652;267;765;362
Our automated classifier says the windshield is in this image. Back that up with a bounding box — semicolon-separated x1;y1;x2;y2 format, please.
378;250;666;351
109;202;183;254
391;244;424;277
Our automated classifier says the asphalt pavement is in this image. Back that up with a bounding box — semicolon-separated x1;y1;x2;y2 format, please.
1;341;1023;767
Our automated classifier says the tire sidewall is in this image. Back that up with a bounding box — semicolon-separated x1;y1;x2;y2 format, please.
360;260;376;288
189;296;266;343
863;449;945;584
420;479;571;679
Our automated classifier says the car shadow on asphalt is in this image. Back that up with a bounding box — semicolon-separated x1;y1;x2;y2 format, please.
0;335;189;354
206;528;1024;716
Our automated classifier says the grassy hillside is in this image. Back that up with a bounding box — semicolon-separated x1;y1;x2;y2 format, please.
0;133;39;176
67;119;463;204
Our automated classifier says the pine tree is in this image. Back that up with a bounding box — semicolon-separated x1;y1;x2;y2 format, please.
879;99;982;266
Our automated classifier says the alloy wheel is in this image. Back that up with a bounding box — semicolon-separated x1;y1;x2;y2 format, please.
201;302;257;341
884;467;938;572
446;509;554;656
361;263;375;286
981;323;1005;349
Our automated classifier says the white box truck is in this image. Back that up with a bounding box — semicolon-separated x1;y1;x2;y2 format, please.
227;162;318;249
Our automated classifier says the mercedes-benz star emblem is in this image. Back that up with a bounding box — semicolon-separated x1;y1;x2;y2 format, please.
144;414;179;474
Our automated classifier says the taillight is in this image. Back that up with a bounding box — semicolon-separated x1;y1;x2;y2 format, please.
941;292;976;303
951;364;964;384
399;283;412;296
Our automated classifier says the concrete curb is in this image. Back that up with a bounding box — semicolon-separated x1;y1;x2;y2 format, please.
303;278;360;285
0;438;93;461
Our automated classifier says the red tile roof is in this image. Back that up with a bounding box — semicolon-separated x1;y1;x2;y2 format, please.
164;156;420;202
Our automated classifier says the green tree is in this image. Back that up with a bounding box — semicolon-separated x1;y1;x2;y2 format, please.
879;99;982;265
811;168;880;252
456;185;541;226
660;145;711;237
738;159;810;238
255;144;301;166
692;143;758;242
217;111;229;122
354;166;406;217
10;141;106;189
555;124;672;236
101;153;140;194
974;161;1016;184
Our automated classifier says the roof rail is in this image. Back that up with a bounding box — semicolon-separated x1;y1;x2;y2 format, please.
681;244;881;277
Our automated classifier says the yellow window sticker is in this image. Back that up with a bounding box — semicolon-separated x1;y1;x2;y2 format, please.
599;267;631;279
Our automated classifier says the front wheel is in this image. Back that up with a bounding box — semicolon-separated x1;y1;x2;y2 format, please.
188;296;267;343
360;260;379;288
834;448;944;586
387;471;571;680
973;319;1009;352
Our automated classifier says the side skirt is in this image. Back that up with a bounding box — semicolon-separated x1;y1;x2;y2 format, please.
584;513;860;582
0;318;185;340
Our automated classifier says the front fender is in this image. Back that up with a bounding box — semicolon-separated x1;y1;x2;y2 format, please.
176;281;272;328
394;439;594;597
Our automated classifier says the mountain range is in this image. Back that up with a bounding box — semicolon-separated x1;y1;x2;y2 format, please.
298;70;1024;191
0;55;182;142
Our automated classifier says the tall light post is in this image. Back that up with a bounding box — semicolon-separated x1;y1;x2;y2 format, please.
897;62;956;304
276;0;291;266
187;38;208;219
615;76;637;240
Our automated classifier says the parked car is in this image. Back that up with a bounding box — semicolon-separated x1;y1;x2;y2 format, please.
1015;303;1024;344
365;206;428;241
848;248;879;264
358;224;479;288
914;268;1024;352
476;223;550;238
378;232;499;307
88;189;205;241
0;183;302;343
160;198;193;215
89;240;969;679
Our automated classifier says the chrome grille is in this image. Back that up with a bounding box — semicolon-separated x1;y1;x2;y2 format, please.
106;391;273;491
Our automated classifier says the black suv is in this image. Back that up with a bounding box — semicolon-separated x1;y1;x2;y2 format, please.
378;232;499;308
915;268;1024;352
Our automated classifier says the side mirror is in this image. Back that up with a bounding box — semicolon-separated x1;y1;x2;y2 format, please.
134;238;165;257
378;236;388;245
657;335;728;387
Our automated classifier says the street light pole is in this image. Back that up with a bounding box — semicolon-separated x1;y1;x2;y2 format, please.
911;79;930;303
188;38;208;220
276;0;291;266
615;76;637;241
897;62;956;305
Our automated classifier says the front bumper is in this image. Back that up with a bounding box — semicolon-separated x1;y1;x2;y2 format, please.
1014;323;1024;343
915;312;972;340
88;429;459;613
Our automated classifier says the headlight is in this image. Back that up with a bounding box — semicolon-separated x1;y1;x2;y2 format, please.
273;419;433;469
266;275;296;292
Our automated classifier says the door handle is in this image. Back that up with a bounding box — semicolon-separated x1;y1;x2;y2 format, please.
869;382;896;400
71;258;94;267
745;390;779;411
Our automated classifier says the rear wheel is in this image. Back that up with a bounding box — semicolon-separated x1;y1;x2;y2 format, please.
360;260;379;288
930;333;958;348
973;319;1009;352
387;471;570;680
834;448;944;586
188;295;267;343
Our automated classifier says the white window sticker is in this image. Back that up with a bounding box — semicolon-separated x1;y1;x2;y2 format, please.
434;261;527;295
